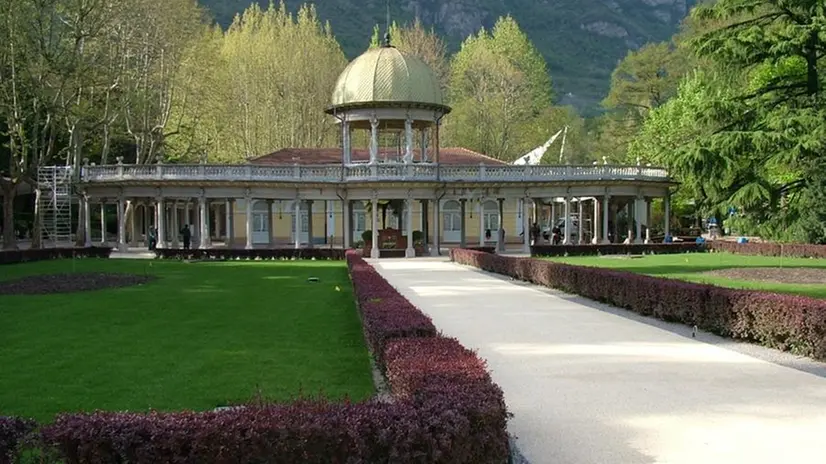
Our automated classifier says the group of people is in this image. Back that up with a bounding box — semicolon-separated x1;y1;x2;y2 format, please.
146;224;193;250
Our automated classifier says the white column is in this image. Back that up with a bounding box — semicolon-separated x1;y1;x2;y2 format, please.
369;116;379;164
371;198;379;258
266;199;274;248
635;196;644;244
156;198;166;249
496;198;505;252
563;196;572;245
404;116;413;163
82;195;92;247
405;198;415;258
592;198;599;244
602;195;611;244
99;202;106;244
117;197;126;251
203;203;212;248
432;199;442;256
171;202;180;248
664;193;671;240
420;129;428;162
245;196;253;250
342;121;351;164
459;199;467;248
129;201;138;247
479;200;485;246
522;198;530;253
294;200;301;249
306;200;314;249
225;199;235;248
195;196;205;249
577;199;584;244
343;200;351;248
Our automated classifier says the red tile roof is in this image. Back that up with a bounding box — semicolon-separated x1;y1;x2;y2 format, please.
248;147;507;165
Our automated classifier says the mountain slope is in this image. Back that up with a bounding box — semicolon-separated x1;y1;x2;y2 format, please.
200;0;693;115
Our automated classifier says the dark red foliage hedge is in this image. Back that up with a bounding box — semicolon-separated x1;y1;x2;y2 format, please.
154;248;346;260
0;247;112;265
709;241;826;258
0;251;509;464
346;251;438;369
530;242;702;257
451;248;826;361
0;417;36;464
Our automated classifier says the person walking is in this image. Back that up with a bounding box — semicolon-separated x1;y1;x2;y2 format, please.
181;224;192;250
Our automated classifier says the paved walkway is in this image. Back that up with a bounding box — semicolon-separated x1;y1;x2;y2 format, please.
369;258;826;464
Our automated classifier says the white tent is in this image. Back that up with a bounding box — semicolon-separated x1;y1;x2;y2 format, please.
512;126;568;165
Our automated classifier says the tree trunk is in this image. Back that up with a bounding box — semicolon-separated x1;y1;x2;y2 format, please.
2;186;17;250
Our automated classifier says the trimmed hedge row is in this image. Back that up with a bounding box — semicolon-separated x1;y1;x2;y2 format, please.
1;251;510;464
530;243;702;257
154;248;346;260
451;249;826;361
708;241;826;258
0;247;112;265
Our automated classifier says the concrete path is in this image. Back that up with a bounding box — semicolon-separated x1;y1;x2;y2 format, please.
369;258;826;464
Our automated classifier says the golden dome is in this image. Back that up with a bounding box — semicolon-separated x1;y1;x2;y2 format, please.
327;46;448;112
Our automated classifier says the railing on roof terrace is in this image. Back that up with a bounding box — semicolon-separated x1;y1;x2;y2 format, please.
80;163;671;183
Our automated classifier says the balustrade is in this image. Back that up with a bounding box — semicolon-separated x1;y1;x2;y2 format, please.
79;163;670;183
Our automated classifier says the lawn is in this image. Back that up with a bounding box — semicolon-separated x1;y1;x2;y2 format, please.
546;252;826;299
0;258;374;422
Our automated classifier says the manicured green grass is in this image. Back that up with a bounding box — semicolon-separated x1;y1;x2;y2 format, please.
546;253;826;299
0;259;374;422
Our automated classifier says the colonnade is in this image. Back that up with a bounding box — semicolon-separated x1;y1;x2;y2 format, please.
83;191;672;255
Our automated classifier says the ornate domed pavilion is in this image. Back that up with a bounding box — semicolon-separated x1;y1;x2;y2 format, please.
65;29;675;259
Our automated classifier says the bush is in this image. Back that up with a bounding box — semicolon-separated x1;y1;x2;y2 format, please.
0;416;36;464
451;248;826;361
709;241;826;258
346;251;438;369
530;243;702;257
154;248;345;261
0;247;112;265
361;230;372;243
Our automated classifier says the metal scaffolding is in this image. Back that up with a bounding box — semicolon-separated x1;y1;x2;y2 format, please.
37;166;75;246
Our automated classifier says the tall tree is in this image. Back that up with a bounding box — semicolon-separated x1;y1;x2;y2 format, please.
632;0;826;242
445;16;553;161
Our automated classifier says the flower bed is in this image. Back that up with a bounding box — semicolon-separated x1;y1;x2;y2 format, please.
154;248;346;260
0;247;112;265
530;242;702;257
709;241;826;259
451;248;826;361
1;251;510;464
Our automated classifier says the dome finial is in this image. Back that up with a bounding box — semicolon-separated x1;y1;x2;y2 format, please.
382;0;392;47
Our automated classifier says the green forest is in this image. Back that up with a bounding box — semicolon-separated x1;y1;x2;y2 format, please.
1;0;825;244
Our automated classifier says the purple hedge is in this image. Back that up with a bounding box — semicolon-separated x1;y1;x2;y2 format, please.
530;242;702;257
346;251;438;369
0;417;36;464
1;250;510;464
451;248;826;361
0;247;112;265
708;241;826;259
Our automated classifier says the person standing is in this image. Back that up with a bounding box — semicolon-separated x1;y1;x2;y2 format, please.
181;224;192;250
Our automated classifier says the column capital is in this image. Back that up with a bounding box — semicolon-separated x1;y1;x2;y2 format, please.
266;198;273;205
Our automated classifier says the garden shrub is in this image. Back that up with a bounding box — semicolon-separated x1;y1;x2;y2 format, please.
451;248;826;361
154;248;345;261
530;242;702;257
0;417;36;464
0;247;112;265
708;241;826;259
1;250;510;464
